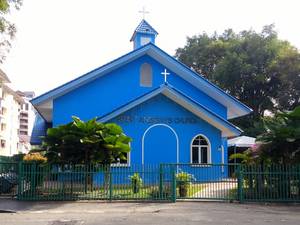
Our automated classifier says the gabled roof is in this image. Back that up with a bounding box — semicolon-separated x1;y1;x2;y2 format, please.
130;19;158;41
31;42;252;122
98;84;242;137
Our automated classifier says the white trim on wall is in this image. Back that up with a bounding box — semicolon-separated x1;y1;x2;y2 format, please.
142;123;179;164
190;134;211;164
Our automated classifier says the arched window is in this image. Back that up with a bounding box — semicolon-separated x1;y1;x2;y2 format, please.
140;63;152;87
191;135;211;164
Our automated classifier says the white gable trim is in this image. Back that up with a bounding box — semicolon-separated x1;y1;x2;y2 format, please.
98;85;242;137
31;43;252;121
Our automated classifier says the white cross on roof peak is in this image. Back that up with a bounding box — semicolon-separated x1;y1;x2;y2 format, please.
139;6;149;19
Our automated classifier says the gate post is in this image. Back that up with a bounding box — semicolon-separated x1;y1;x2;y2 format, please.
237;164;244;203
159;164;163;199
171;165;177;203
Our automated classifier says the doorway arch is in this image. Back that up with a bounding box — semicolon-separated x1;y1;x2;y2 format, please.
141;123;179;164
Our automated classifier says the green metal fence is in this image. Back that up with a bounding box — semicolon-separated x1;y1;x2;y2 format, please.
0;162;298;202
0;156;15;163
241;164;300;202
14;163;245;202
17;163;173;201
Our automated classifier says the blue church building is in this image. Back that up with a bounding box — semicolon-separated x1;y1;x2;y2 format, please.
31;20;252;167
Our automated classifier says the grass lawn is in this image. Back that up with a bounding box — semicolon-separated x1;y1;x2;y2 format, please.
29;183;204;200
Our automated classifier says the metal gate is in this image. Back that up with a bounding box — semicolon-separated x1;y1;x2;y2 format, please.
5;162;299;202
0;163;18;198
161;163;240;201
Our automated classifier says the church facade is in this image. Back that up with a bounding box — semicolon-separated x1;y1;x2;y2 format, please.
31;20;252;167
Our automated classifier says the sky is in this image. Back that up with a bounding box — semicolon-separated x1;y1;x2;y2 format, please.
2;0;300;96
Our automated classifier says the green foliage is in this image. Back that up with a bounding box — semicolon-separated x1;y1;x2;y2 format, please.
0;0;22;63
176;172;192;187
41;116;132;164
230;150;254;164
176;172;192;197
257;106;300;164
129;173;143;193
175;25;300;136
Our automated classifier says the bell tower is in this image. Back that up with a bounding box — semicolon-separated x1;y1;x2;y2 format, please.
130;19;158;50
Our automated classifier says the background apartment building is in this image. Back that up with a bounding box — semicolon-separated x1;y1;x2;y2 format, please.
0;69;35;156
17;91;36;153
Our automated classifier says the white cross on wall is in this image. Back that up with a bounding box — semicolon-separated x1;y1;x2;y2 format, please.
161;68;170;83
139;6;149;19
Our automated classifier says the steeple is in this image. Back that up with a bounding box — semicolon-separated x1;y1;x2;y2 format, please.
130;19;158;50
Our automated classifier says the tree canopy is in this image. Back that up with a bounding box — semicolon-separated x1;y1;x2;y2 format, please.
175;25;300;135
41;117;132;164
0;0;22;63
257;106;300;164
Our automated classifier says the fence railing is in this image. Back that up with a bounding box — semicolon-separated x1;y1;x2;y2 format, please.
1;162;299;202
17;163;174;201
241;164;300;202
162;163;239;201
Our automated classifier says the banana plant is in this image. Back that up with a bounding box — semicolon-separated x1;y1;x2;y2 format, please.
42;116;132;165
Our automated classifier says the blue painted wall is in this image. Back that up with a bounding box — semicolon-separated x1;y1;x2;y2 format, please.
51;53;229;183
53;55;227;126
110;94;223;165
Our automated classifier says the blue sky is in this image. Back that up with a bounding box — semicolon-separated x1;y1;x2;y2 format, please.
2;0;299;95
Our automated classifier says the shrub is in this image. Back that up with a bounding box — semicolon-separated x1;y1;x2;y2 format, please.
129;173;143;193
176;172;192;186
23;153;47;164
176;172;192;197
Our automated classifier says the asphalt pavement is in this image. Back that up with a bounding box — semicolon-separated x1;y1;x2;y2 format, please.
0;199;300;225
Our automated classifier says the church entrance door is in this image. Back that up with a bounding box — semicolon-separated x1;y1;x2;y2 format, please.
142;123;178;164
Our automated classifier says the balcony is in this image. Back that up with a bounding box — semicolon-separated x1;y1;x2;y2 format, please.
20;111;28;118
20;119;28;125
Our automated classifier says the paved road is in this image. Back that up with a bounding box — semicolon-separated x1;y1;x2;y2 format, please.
0;199;300;225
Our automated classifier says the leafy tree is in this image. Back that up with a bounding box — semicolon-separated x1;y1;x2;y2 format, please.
42;116;131;165
40;116;132;192
175;25;300;135
0;0;22;63
270;44;300;110
257;106;300;164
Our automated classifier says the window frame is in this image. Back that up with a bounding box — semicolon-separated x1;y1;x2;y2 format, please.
111;143;131;167
140;63;153;87
190;134;211;165
140;37;151;45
